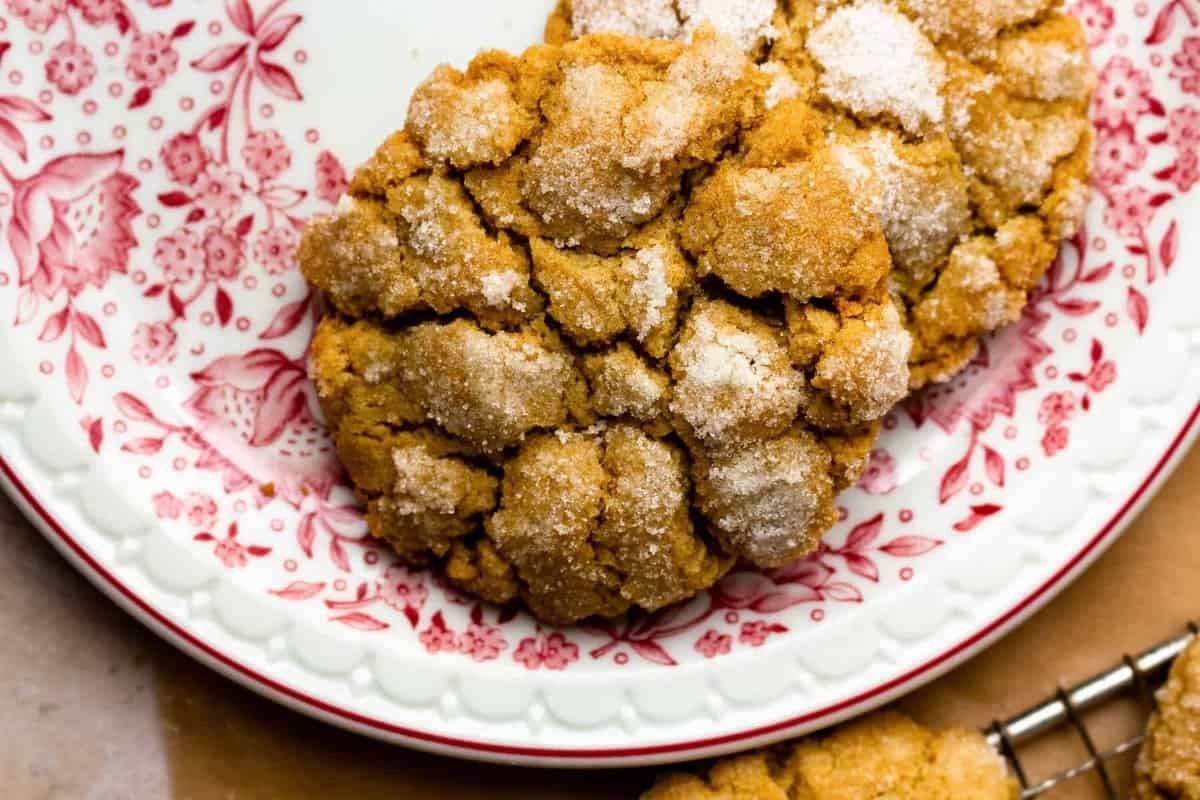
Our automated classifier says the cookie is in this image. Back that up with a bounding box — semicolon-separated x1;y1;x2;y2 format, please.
301;29;908;623
644;711;1019;799
1135;636;1200;799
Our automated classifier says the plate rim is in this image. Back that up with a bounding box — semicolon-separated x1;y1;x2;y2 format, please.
4;401;1197;765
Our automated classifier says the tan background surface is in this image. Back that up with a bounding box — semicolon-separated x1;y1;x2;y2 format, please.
2;443;1198;799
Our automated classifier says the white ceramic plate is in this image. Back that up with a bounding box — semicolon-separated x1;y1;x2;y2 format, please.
1;0;1197;768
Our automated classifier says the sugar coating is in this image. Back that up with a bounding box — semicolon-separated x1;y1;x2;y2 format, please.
761;62;803;109
676;0;778;52
598;426;731;611
997;39;1091;103
523;31;763;251
567;0;681;39
407;66;532;169
391;442;484;517
486;433;627;623
669;300;803;446
808;0;947;134
625;244;672;340
911;219;1054;343
478;269;526;310
526;62;665;245
842;130;972;296
395;319;578;453
698;430;835;566
583;344;669;420
529;225;692;359
559;0;777;52
301;173;542;330
485;429;728;624
813;301;913;425
1051;177;1090;239
620;31;750;174
900;0;1054;55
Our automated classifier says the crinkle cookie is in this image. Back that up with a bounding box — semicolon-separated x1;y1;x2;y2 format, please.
644;711;1018;799
302;29;909;624
546;0;1095;387
1133;636;1200;799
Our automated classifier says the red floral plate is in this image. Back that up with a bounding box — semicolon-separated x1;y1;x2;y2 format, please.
0;0;1198;767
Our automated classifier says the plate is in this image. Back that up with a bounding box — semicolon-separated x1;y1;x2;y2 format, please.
0;0;1197;768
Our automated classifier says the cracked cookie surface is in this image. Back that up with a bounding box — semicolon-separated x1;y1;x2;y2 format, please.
302;29;908;624
547;0;1094;387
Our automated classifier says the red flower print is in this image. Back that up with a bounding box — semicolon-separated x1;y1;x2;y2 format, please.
513;639;541;670
45;41;97;96
1070;0;1114;47
1094;57;1154;130
1094;125;1146;188
1038;392;1077;427
856;448;898;495
539;633;578;669
1172;149;1200;192
193;163;244;220
514;632;580;670
77;0;118;25
9;151;140;317
183;492;218;529
195;523;270;568
126;31;180;89
253;225;299;274
5;0;65;33
131;321;177;366
202;226;245;281
154;227;204;285
1103;186;1156;237
1167;107;1200;150
419;617;456;654
739;621;770;646
152;490;183;520
1173;37;1200;96
214;537;248;568
242;129;292;182
1042;425;1069;457
457;623;507;662
185;348;336;501
315;151;348;205
694;629;732;658
1086;360;1117;393
738;620;787;647
377;565;429;613
160;133;208;186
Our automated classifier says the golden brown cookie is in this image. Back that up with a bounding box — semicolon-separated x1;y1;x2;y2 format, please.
1135;636;1200;799
643;712;1019;799
546;0;1094;388
302;29;912;623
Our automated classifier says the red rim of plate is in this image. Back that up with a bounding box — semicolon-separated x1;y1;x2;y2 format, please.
2;398;1198;760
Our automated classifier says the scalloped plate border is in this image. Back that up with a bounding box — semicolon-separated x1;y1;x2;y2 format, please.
3;403;1197;766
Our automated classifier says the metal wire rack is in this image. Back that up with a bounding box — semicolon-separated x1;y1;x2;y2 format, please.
985;621;1197;798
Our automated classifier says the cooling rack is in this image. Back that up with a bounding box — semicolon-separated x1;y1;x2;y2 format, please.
986;622;1198;798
